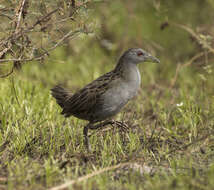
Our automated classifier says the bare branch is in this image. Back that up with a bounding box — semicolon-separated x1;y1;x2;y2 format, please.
0;42;12;59
0;29;84;64
0;13;13;20
0;1;93;77
15;0;26;33
28;8;59;31
49;29;83;51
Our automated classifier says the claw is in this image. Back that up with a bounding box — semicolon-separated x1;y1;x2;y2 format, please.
111;120;129;132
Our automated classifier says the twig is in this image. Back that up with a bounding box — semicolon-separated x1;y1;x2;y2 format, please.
49;162;130;190
48;29;83;51
15;0;26;33
0;29;83;64
28;8;59;31
0;13;13;20
183;52;205;67
0;42;12;59
0;67;14;78
170;22;214;54
0;8;58;48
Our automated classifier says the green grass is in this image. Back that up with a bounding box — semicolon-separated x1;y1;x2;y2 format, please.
0;44;214;190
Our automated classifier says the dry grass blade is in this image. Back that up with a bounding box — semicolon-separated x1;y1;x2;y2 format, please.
49;162;130;190
170;63;182;89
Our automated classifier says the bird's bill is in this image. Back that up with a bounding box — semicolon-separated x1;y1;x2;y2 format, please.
145;54;160;63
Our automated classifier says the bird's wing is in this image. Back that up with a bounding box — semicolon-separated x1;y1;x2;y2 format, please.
61;71;120;119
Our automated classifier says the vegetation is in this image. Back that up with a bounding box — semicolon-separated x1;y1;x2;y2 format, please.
0;0;214;189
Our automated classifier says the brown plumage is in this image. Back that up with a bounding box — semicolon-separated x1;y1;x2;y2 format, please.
51;71;121;122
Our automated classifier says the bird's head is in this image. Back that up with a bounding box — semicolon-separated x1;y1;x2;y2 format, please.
120;48;160;64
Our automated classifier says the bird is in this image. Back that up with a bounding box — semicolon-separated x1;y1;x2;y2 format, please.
51;48;160;151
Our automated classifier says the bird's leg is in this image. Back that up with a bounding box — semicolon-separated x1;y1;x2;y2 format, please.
83;123;92;152
83;121;114;151
89;120;115;130
83;120;129;151
91;120;129;132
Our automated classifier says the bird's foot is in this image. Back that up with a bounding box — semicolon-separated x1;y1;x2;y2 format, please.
110;120;129;132
83;120;129;152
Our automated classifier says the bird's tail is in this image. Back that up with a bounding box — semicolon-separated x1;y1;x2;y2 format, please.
51;85;72;109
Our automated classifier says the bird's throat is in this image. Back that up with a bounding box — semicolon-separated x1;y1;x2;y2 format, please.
119;62;141;85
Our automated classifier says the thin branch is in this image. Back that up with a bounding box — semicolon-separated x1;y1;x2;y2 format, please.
49;162;130;190
0;42;12;59
170;22;214;54
0;29;84;64
0;67;14;78
15;0;26;33
0;13;13;20
0;8;58;47
48;29;83;51
183;52;206;67
28;8;59;31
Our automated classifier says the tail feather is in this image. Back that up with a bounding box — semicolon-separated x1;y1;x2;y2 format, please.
51;85;72;109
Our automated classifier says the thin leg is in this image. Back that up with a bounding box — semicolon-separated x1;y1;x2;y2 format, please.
83;121;111;151
83;123;92;152
89;120;115;130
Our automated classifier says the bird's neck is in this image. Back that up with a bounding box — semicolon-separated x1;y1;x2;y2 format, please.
114;60;141;83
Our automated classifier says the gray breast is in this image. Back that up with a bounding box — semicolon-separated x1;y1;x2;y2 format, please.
93;64;141;120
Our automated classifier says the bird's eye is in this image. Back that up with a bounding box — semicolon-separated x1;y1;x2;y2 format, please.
137;51;143;56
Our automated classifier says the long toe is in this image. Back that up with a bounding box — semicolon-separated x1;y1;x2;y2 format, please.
112;121;129;132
